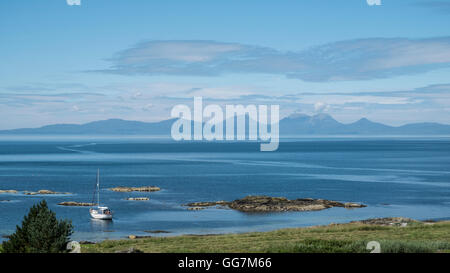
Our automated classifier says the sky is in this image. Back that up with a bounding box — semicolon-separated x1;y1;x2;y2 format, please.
1;0;450;129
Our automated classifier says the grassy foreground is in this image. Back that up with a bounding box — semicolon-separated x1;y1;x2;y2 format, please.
81;221;450;253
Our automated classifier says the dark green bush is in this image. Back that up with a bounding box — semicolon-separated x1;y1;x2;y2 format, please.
2;200;73;253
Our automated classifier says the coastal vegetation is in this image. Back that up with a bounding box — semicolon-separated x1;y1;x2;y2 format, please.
80;219;450;253
1;200;73;253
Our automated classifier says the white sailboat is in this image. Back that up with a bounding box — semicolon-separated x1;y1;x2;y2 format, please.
89;169;113;220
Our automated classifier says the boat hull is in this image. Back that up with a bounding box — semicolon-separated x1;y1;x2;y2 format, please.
90;209;113;220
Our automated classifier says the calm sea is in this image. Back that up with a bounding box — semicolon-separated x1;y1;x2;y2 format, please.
0;136;449;242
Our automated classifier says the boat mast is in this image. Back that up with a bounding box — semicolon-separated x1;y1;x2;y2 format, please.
97;169;100;206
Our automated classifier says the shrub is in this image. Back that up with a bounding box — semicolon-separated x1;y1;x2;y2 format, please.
2;200;73;253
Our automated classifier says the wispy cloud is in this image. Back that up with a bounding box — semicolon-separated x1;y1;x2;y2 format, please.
5;83;90;93
0;92;105;107
99;38;450;82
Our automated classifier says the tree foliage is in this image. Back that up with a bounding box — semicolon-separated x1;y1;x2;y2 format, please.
2;200;73;253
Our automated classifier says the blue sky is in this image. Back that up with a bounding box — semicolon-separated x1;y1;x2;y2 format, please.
1;0;450;129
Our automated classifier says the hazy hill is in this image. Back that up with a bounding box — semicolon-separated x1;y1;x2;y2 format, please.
1;114;450;136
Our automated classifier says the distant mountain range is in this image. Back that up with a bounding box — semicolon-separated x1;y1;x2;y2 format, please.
1;114;450;136
279;113;450;135
0;118;176;135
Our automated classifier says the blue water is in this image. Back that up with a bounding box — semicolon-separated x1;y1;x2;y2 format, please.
0;136;449;242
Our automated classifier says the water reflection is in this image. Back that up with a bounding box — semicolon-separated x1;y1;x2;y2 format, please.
90;219;114;233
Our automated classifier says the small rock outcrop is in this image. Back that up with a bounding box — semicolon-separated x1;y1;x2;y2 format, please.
144;230;171;234
1;189;71;195
24;190;71;195
110;186;160;192
185;195;366;212
0;190;18;194
125;197;149;201
58;201;97;207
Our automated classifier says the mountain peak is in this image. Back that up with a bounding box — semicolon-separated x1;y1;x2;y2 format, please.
355;117;370;123
350;117;386;126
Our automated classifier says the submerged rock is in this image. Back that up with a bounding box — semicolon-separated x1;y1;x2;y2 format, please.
110;186;160;192
186;201;227;207
185;195;366;212
188;206;205;211
144;230;171;234
58;201;97;207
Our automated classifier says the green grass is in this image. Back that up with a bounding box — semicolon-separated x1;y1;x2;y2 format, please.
80;221;450;253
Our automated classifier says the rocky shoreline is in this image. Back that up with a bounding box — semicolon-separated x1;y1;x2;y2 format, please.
185;195;366;212
79;217;447;251
350;217;416;226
